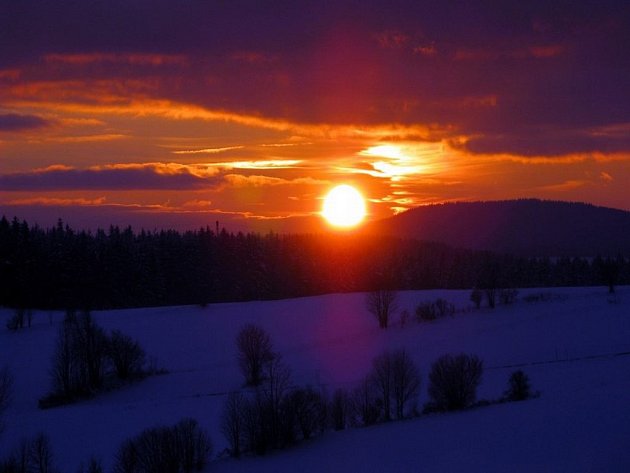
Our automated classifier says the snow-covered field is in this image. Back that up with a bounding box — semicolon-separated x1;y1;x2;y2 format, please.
2;287;630;472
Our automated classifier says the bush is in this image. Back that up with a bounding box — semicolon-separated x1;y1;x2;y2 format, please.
113;418;211;473
415;302;437;322
499;289;519;305
415;299;455;322
434;298;455;317
427;354;483;411
504;370;531;401
109;330;146;380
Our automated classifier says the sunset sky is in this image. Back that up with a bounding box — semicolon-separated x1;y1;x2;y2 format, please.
1;1;630;232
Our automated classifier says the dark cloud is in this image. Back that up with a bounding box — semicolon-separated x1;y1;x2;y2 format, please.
0;166;223;191
0;113;50;131
459;128;630;156
2;1;630;156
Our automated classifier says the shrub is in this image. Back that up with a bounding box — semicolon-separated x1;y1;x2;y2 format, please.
434;298;455;318
427;354;483;411
415;302;437;322
113;418;211;473
504;370;531;401
416;299;455;322
499;289;519;305
109;330;146;380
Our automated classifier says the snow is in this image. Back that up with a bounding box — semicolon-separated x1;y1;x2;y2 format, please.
1;287;630;472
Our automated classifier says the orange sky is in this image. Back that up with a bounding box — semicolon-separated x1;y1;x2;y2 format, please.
2;2;630;232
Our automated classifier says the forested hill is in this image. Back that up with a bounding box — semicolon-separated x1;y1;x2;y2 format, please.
1;216;628;310
368;199;630;257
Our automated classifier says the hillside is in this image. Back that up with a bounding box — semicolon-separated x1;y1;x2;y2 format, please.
2;287;630;471
367;199;630;256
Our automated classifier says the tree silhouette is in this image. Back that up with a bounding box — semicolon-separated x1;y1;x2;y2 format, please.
366;290;398;329
236;324;274;387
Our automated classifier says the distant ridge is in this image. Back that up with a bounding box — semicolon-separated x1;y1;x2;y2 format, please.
367;199;630;257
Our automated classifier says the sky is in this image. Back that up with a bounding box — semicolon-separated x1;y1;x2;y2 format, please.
1;0;630;232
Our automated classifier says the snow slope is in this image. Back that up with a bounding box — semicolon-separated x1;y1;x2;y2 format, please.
1;287;630;472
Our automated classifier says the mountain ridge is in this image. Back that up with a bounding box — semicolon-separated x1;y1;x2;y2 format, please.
367;199;630;257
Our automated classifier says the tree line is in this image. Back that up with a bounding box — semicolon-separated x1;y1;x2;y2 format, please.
1;216;627;311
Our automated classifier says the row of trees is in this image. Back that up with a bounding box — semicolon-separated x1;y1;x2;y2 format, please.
223;324;532;458
2;216;627;311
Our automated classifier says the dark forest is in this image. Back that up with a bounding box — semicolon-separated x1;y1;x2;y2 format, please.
1;216;627;311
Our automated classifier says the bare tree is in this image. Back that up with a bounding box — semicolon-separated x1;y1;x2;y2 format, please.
391;349;421;419
470;288;483;309
236;324;274;386
48;310;110;401
220;392;246;457
329;388;349;431
29;433;55;473
260;355;291;446
369;349;421;422
366;290;398;329
0;366;13;435
51;314;78;397
350;375;380;426
371;352;393;421
288;387;327;440
74;310;109;390
428;353;483;411
1;434;55;473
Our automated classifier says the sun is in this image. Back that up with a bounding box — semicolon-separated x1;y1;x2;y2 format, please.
322;184;366;228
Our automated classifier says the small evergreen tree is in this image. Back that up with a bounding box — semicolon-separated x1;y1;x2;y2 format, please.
504;370;531;401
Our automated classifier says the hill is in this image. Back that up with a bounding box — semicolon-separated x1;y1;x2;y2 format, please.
2;287;630;471
367;199;630;256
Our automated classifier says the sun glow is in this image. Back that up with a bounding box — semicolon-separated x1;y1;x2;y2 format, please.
322;184;366;228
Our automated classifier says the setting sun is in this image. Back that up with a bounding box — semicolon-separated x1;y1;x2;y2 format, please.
322;184;366;228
